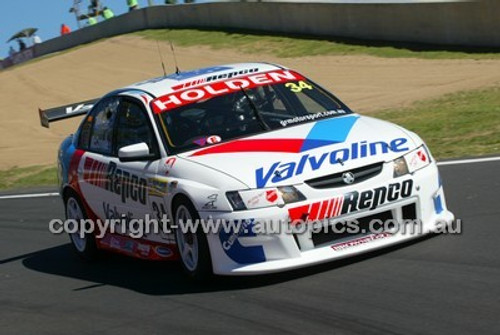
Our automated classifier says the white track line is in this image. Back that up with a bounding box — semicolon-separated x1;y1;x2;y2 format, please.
0;156;498;200
0;192;59;200
437;156;500;166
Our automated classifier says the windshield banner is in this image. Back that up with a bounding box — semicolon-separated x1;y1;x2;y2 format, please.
151;70;304;114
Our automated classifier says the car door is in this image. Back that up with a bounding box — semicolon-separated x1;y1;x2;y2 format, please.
77;96;124;222
112;97;165;234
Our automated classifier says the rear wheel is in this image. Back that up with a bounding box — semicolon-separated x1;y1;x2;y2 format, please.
65;194;99;260
174;198;212;280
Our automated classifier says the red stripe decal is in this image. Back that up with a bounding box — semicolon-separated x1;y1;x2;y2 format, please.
329;198;338;218
334;196;344;217
190;139;304;156
288;204;310;224
308;202;320;221
318;200;329;220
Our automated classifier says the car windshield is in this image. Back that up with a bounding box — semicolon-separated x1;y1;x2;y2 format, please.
155;74;352;154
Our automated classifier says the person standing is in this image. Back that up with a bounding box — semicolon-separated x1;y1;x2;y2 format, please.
88;16;98;26
60;24;71;35
102;7;115;19
32;34;42;44
127;0;139;11
17;39;26;51
89;0;101;16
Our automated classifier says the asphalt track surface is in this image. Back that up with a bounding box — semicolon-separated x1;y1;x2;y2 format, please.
1;160;499;334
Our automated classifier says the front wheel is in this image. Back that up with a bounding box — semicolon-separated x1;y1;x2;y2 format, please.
65;194;99;260
174;199;212;280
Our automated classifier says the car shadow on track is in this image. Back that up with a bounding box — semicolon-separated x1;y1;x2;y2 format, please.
18;234;437;295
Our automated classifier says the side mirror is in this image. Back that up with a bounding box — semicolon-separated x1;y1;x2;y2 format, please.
118;142;154;162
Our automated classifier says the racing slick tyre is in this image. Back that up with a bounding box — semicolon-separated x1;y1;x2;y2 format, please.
173;198;213;281
65;192;99;260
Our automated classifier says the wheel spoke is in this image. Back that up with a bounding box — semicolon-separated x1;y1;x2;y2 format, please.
182;245;191;259
175;204;200;272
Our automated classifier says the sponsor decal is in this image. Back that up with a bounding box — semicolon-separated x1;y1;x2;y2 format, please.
110;236;121;249
407;148;429;173
137;243;151;257
154;245;173;258
152;69;304;113
134;66;232;87
103;202;133;221
65;102;94;115
331;233;392;251
169;66;233;83
123;240;134;252
193;136;222;147
171;67;258;91
241;189;281;209
165;157;176;168
219;219;266;264
288;179;413;224
148;177;169;197
99;234;176;260
82;158;147;204
202;194;218;210
164;157;176;175
206;135;221;145
280;109;348;127
266;190;278;203
256;137;409;188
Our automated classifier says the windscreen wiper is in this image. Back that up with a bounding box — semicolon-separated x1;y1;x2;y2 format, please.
239;86;271;131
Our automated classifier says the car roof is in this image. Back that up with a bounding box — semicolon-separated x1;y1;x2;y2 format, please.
123;62;287;98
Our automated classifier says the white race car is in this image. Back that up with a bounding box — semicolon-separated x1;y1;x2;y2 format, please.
41;63;454;279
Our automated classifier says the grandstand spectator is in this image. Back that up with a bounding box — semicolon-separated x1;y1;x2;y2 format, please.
32;34;42;44
102;7;115;19
127;0;139;11
9;46;15;57
60;24;71;35
89;0;101;16
88;16;98;26
17;39;26;51
165;0;177;3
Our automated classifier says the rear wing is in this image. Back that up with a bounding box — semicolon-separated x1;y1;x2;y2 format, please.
38;99;98;128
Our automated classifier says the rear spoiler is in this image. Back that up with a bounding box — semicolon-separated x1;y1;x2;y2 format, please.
38;99;98;128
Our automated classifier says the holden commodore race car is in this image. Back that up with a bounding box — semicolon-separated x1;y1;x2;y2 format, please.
40;62;454;279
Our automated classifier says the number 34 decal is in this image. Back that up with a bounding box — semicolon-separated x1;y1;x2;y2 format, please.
285;81;313;93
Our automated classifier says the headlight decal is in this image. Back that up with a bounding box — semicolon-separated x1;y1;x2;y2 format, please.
227;186;306;211
393;145;431;177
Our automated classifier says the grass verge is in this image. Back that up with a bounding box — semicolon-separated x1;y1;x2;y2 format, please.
0;166;57;190
374;86;500;159
136;28;500;59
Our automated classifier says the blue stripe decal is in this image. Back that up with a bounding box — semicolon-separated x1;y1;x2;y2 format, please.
218;219;266;264
433;194;443;214
300;115;359;152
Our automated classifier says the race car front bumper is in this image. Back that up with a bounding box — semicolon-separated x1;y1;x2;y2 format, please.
201;162;454;275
